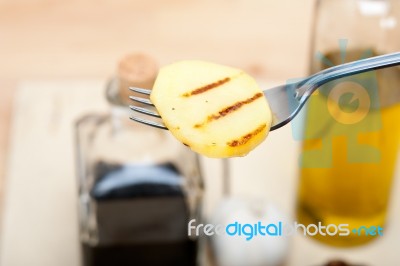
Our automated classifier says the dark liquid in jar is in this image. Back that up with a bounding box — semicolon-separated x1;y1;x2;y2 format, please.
81;162;197;266
82;241;197;266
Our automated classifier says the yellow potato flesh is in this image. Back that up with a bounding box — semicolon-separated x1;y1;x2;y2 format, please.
150;60;272;158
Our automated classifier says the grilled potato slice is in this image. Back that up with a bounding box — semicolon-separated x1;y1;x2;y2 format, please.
150;60;272;158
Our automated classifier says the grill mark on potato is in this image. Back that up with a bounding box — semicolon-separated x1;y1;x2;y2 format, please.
183;77;230;97
194;92;263;128
227;124;266;147
182;72;243;97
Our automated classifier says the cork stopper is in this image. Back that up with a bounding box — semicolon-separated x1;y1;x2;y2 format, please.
117;53;158;104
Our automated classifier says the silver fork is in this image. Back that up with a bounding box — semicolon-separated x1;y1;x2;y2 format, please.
129;52;400;131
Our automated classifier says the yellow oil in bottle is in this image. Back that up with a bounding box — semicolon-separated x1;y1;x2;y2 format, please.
296;50;400;246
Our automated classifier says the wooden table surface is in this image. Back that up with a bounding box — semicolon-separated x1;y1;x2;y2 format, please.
0;0;313;80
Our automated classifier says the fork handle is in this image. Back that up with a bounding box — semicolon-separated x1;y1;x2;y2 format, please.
298;52;400;98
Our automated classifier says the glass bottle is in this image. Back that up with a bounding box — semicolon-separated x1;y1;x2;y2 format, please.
296;0;400;247
75;53;203;265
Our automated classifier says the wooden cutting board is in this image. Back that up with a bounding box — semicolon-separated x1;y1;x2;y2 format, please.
0;80;107;266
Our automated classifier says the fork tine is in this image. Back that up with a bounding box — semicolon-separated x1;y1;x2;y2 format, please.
129;86;152;95
129;116;168;130
129;95;154;106
130;105;161;118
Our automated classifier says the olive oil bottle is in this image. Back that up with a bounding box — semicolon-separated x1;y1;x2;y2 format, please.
297;49;400;246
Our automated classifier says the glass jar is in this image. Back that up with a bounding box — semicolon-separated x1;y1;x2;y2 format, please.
75;57;203;265
296;0;400;247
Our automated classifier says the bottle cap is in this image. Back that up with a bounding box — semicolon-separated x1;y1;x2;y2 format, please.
117;53;158;104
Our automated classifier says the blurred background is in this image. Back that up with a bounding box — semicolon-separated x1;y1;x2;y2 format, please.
0;0;399;266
